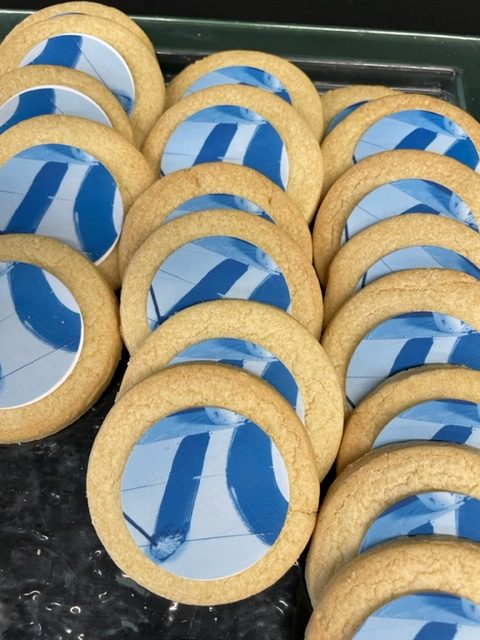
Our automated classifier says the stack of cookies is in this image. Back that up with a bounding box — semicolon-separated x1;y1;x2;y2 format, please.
305;86;480;637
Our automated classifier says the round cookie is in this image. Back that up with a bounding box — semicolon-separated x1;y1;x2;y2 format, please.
118;163;312;275
118;299;343;480
324;214;480;325
166;49;324;140
321;93;480;193
141;84;324;222
322;84;398;134
338;365;480;472
306;442;480;603
0;65;134;143
87;363;319;605
305;537;480;639
0;114;154;289
321;269;480;413
313;150;480;286
1;2;155;55
0;234;121;443
120;210;323;353
0;13;165;144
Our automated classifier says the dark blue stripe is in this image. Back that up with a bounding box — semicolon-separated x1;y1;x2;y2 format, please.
396;128;437;150
73;162;117;262
8;263;81;352
149;432;210;561
403;205;442;214
450;334;480;369
409;521;435;535
390;338;433;376
157;258;249;325
455;498;480;540
413;622;458;640
434;424;473;444
262;360;297;411
248;272;290;310
0;89;56;134
4;161;68;234
243;123;284;188
194;123;238;165
445;137;479;169
227;422;288;545
28;34;82;67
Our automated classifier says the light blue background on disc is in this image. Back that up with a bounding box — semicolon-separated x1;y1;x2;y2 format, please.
374;399;480;450
0;261;83;408
0;86;111;134
164;193;273;223
20;34;135;114
121;406;289;580
147;236;291;330
354;592;480;638
353;110;480;170
346;312;480;409
183;65;292;104
342;179;478;246
0;143;123;264
160;105;289;189
355;246;480;291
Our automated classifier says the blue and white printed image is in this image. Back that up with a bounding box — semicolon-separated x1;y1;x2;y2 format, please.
0;261;83;408
342;179;478;245
0;143;123;264
353;110;480;170
326;99;368;135
164;193;273;223
183;65;292;104
374;399;480;450
0;86;111;134
147;236;291;330
170;338;305;421
121;407;289;580
360;491;480;553
160;105;289;189
355;246;480;291
354;593;480;639
20;34;135;114
346;312;480;409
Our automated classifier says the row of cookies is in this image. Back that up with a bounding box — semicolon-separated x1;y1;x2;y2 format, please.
304;89;480;635
79;34;344;607
0;3;161;440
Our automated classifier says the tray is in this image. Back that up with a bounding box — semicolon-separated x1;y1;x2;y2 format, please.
1;11;480;640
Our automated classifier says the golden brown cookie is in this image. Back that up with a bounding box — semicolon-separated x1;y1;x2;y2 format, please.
306;442;480;603
321;269;480;414
313;149;480;285
166;49;324;140
87;362;319;605
118;299;343;480
0;114;154;289
321;93;480;193
120;210;323;353
337;365;480;472
0;234;121;443
118;163;312;275
141;85;323;223
324;214;480;325
305;537;480;639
